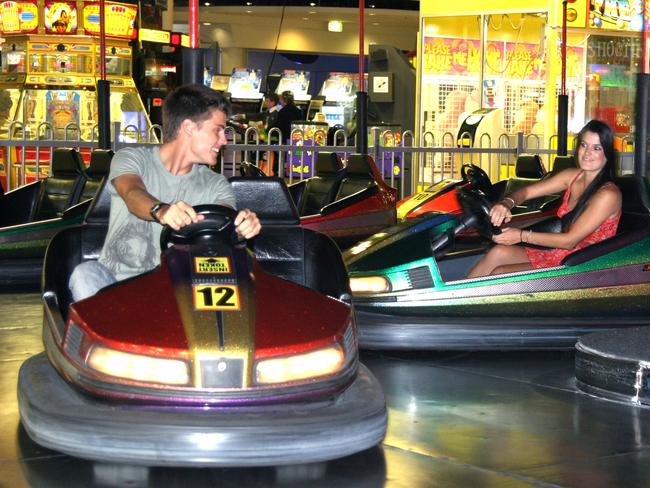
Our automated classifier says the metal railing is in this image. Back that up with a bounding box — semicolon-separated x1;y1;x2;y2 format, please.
1;124;636;197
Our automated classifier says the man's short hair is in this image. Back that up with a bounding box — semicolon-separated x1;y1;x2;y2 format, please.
162;84;231;142
265;92;279;105
281;90;294;104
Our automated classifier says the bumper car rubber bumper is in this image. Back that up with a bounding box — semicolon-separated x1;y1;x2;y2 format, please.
18;352;387;467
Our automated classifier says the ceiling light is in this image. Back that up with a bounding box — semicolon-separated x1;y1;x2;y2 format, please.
309;10;317;14
310;2;316;6
328;20;343;32
246;1;252;5
203;22;212;25
204;2;210;5
246;10;252;13
302;17;309;20
369;12;375;16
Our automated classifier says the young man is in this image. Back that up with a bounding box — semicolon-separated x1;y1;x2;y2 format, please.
69;84;261;301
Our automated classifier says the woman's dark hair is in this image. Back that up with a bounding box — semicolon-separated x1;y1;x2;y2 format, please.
561;119;616;230
162;84;231;142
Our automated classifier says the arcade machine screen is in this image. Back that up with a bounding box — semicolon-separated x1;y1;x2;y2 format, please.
112;90;153;142
228;67;264;116
320;72;358;129
276;69;311;115
211;74;230;93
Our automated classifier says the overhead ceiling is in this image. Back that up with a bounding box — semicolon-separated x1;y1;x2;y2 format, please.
173;0;419;9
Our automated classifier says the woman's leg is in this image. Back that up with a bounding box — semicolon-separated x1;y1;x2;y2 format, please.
466;245;531;278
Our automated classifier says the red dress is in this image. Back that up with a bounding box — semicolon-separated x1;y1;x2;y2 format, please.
525;171;621;269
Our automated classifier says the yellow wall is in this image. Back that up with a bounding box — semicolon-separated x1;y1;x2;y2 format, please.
421;0;550;17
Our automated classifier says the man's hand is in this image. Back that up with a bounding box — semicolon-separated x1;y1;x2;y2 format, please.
234;209;261;239
157;201;204;230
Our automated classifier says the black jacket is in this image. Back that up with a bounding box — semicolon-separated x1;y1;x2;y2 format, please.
272;103;303;142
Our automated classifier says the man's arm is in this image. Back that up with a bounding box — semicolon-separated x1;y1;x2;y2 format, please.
112;173;203;230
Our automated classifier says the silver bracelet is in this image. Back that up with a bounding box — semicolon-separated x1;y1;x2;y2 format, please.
501;197;515;210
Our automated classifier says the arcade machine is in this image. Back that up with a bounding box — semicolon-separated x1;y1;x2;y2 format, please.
456;107;505;179
227;67;264;118
135;29;181;127
275;69;311;118
0;0;155;190
319;72;359;130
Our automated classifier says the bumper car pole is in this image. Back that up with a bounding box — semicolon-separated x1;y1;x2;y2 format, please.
182;0;204;86
634;0;649;179
356;0;368;155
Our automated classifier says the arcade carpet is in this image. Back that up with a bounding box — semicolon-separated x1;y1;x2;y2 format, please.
3;292;650;487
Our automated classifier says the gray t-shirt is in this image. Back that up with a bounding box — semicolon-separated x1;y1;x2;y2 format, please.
99;146;236;281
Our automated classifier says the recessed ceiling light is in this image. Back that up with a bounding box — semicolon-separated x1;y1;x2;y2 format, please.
204;2;210;5
203;22;212;25
369;12;375;16
246;1;253;5
309;2;316;6
370;4;375;7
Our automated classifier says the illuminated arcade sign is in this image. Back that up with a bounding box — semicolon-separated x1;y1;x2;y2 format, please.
0;0;38;34
44;1;77;35
568;0;649;31
588;0;648;31
139;27;170;44
422;37;584;81
83;1;137;39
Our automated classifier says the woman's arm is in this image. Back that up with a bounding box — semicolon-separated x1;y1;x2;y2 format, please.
494;185;621;249
490;168;578;226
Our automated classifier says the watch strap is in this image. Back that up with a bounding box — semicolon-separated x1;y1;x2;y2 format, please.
150;202;167;223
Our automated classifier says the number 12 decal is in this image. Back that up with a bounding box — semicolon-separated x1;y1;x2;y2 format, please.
194;285;240;310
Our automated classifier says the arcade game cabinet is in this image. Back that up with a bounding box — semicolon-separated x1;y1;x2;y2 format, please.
0;0;155;190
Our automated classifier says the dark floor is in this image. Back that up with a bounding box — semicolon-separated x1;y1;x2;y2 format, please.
3;292;650;487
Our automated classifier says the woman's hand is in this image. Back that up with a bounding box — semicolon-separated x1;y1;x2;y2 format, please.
489;202;513;227
492;227;522;246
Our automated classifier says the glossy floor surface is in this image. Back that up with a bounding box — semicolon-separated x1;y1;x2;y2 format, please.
3;292;650;487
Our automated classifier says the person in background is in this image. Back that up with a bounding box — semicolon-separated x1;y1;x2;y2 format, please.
467;119;621;278
69;84;261;301
271;90;303;142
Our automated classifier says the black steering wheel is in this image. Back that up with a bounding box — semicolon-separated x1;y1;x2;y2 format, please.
456;188;500;240
460;164;494;199
239;162;267;178
160;205;238;249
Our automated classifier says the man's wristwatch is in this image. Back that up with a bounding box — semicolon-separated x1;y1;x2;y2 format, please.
150;202;168;223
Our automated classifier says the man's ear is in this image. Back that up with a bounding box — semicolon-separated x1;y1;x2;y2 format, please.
180;118;195;137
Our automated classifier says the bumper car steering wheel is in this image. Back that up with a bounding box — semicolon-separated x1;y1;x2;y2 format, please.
160;204;238;249
457;188;500;240
239;162;267;178
461;164;496;200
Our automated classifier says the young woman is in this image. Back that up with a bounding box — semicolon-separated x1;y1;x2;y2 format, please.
467;119;622;278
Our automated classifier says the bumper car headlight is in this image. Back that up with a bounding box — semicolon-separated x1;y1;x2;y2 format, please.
349;275;390;293
87;346;190;385
255;345;345;385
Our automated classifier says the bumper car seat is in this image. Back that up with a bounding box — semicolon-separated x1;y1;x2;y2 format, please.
230;176;350;300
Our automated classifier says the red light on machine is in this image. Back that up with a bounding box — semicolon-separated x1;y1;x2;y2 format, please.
152;98;163;107
170;32;181;46
160;65;176;73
